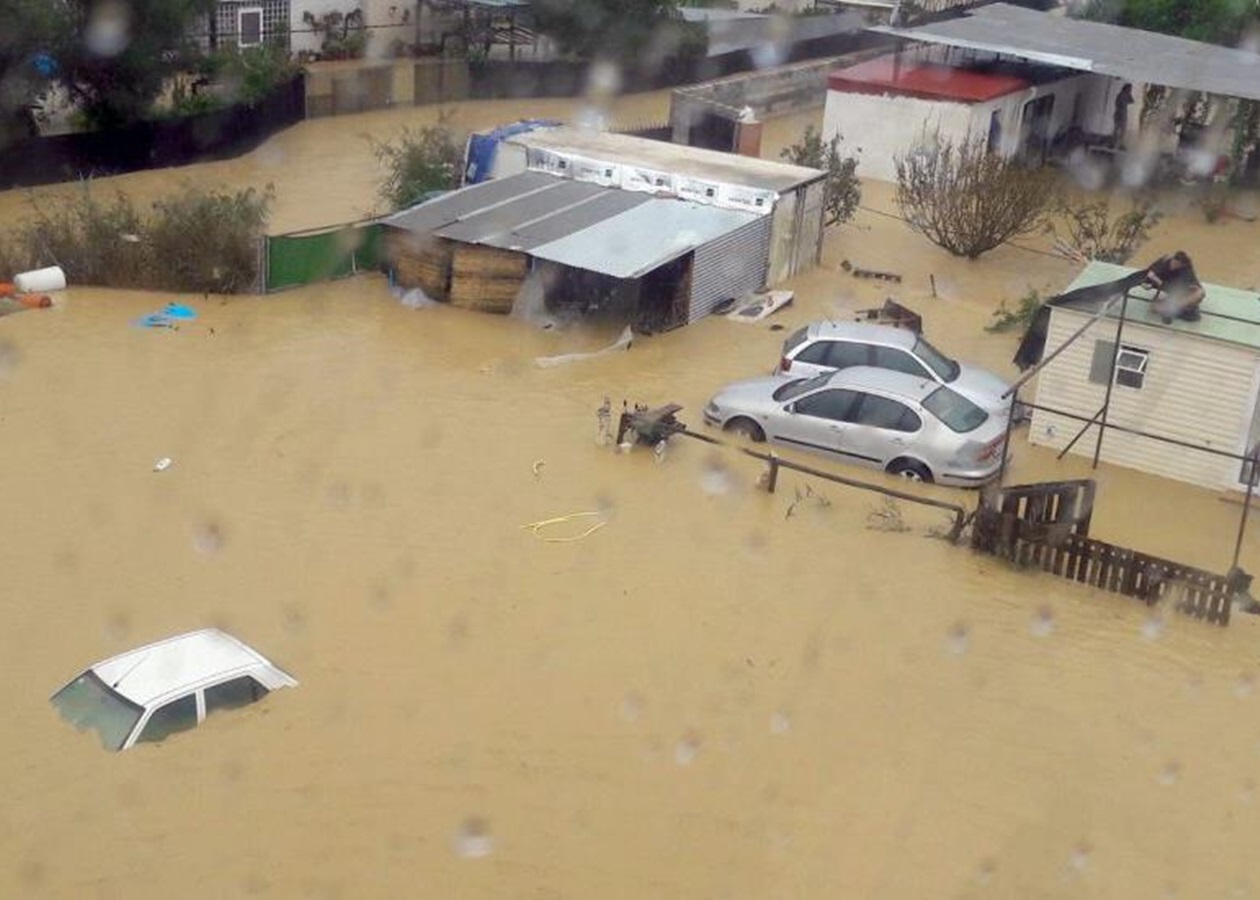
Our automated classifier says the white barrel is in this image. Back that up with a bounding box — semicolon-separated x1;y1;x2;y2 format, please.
14;265;67;293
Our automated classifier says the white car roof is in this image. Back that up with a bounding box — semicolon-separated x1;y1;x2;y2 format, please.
90;628;297;707
805;321;918;349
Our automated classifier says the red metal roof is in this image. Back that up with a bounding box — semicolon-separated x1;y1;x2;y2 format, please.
827;55;1030;103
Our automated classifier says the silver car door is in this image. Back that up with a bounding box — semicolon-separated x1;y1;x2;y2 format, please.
839;393;924;468
773;388;861;457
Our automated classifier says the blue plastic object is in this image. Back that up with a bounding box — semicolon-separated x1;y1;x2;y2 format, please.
164;303;197;320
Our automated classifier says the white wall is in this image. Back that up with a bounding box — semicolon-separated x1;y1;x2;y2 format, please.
1029;310;1260;490
822;91;978;181
291;0;413;58
823;69;1121;182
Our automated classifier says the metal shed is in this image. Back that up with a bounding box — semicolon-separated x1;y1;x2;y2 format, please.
382;170;770;329
1028;262;1260;491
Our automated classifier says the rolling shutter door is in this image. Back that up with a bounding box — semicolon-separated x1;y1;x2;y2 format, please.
688;215;771;323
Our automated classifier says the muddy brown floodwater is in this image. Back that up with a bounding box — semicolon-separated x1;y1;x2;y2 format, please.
4;91;1260;900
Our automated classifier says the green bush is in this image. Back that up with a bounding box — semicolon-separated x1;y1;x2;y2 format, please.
371;124;465;212
987;289;1043;333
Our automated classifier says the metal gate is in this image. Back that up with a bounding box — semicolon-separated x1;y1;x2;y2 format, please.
687;215;771;323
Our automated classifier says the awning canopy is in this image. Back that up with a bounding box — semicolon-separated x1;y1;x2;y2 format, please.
384;171;763;280
871;3;1260;103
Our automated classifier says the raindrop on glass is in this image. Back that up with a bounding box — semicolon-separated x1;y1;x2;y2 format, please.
0;340;21;379
1068;842;1092;873
976;858;996;885
1030;605;1055;637
1236;672;1256;698
1158;761;1181;786
193;520;224;556
770;710;790;735
674;732;701;766
620;693;642;722
454;818;493;859
700;457;732;496
946;621;970;656
1140;612;1166;641
1240;780;1255;805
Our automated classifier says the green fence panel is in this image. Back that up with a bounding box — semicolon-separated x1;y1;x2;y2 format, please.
266;223;385;292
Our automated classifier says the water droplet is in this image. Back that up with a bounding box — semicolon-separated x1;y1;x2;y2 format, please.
454;818;493;859
1068;841;1092;873
699;457;732;495
674;732;701;766
1158;761;1181;786
1240;779;1255;805
1140;612;1166;641
192;520;224;556
1237;672;1256;698
0;340;21;379
620;693;642;722
946;621;970;656
769;711;790;735
1030;605;1055;637
976;858;996;885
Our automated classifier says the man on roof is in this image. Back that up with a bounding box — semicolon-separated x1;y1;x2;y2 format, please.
1144;251;1205;324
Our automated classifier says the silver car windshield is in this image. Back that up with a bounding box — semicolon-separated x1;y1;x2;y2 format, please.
912;336;961;382
51;671;144;752
774;373;833;402
923;386;988;433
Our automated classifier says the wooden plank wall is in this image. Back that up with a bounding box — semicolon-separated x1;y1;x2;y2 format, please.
448;244;528;314
973;481;1232;625
387;230;453;300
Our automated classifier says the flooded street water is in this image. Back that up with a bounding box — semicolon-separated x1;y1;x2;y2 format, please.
5;92;1260;899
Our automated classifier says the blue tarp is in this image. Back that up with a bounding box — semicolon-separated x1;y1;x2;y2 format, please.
464;119;561;184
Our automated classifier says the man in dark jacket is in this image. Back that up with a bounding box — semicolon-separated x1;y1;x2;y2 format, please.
1145;251;1205;323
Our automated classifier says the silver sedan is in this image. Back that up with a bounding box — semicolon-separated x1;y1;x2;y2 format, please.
703;366;1008;487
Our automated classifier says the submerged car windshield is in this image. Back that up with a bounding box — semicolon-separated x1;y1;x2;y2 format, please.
51;671;144;752
923;386;989;433
774;373;834;402
912;336;961;382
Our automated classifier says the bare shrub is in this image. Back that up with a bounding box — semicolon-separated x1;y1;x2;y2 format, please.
7;181;271;292
145;185;272;293
894;132;1056;259
1052;196;1162;263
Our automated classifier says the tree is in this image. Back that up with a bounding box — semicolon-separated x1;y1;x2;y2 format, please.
894;132;1056;259
52;0;217;129
371;124;465;212
530;0;706;71
0;0;69;147
779;124;860;227
1073;0;1258;45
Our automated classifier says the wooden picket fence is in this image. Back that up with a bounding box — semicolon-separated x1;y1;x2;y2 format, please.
973;479;1233;625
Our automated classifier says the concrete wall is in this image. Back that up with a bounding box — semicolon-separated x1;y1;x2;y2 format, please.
291;0;414;59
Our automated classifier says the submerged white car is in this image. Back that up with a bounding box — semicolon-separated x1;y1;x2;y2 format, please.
51;628;298;751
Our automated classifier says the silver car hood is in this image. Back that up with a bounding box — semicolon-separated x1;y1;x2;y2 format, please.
951;365;1013;412
710;375;797;412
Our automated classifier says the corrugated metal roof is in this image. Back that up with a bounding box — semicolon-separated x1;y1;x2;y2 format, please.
386;171;763;279
382;171;561;234
871;3;1260;102
507;127;823;193
529;198;759;280
1060;261;1260;350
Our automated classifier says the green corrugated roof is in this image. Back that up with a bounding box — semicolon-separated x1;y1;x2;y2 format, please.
1061;260;1260;350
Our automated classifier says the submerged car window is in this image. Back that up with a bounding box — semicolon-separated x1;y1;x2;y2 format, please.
854;394;921;432
773;373;834;402
137;694;199;745
872;346;931;378
795;341;832;366
923;386;989;433
51;671;144;752
912;336;961;381
825;341;870;369
793;388;860;422
782;326;810;354
205;676;269;716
